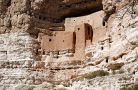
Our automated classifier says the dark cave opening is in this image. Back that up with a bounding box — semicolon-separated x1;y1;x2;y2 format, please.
51;6;103;23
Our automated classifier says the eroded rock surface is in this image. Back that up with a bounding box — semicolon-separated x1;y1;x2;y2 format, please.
0;0;138;90
0;0;103;34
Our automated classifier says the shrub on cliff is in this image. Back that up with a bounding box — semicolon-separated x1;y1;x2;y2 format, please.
74;70;109;81
82;70;109;79
121;83;138;90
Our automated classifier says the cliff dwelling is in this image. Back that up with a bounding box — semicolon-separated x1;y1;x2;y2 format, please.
39;23;93;61
36;3;106;64
1;0;138;89
0;0;107;83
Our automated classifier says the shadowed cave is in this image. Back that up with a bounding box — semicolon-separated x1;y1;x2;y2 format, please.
32;0;103;23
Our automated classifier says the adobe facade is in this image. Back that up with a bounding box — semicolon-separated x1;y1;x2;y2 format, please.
39;11;106;62
41;31;75;52
40;23;93;60
73;23;93;60
65;11;107;43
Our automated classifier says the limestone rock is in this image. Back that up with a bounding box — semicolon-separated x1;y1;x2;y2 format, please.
0;0;138;90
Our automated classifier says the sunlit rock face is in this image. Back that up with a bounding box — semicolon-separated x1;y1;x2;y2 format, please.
0;0;138;90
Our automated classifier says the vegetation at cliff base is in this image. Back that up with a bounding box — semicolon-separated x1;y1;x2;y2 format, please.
121;83;138;90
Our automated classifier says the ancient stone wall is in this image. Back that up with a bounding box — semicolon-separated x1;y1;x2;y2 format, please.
65;11;104;31
72;23;92;60
65;11;107;43
41;31;75;52
40;23;93;61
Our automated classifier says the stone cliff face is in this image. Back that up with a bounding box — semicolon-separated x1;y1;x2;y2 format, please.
0;0;138;90
33;0;103;20
69;1;138;89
